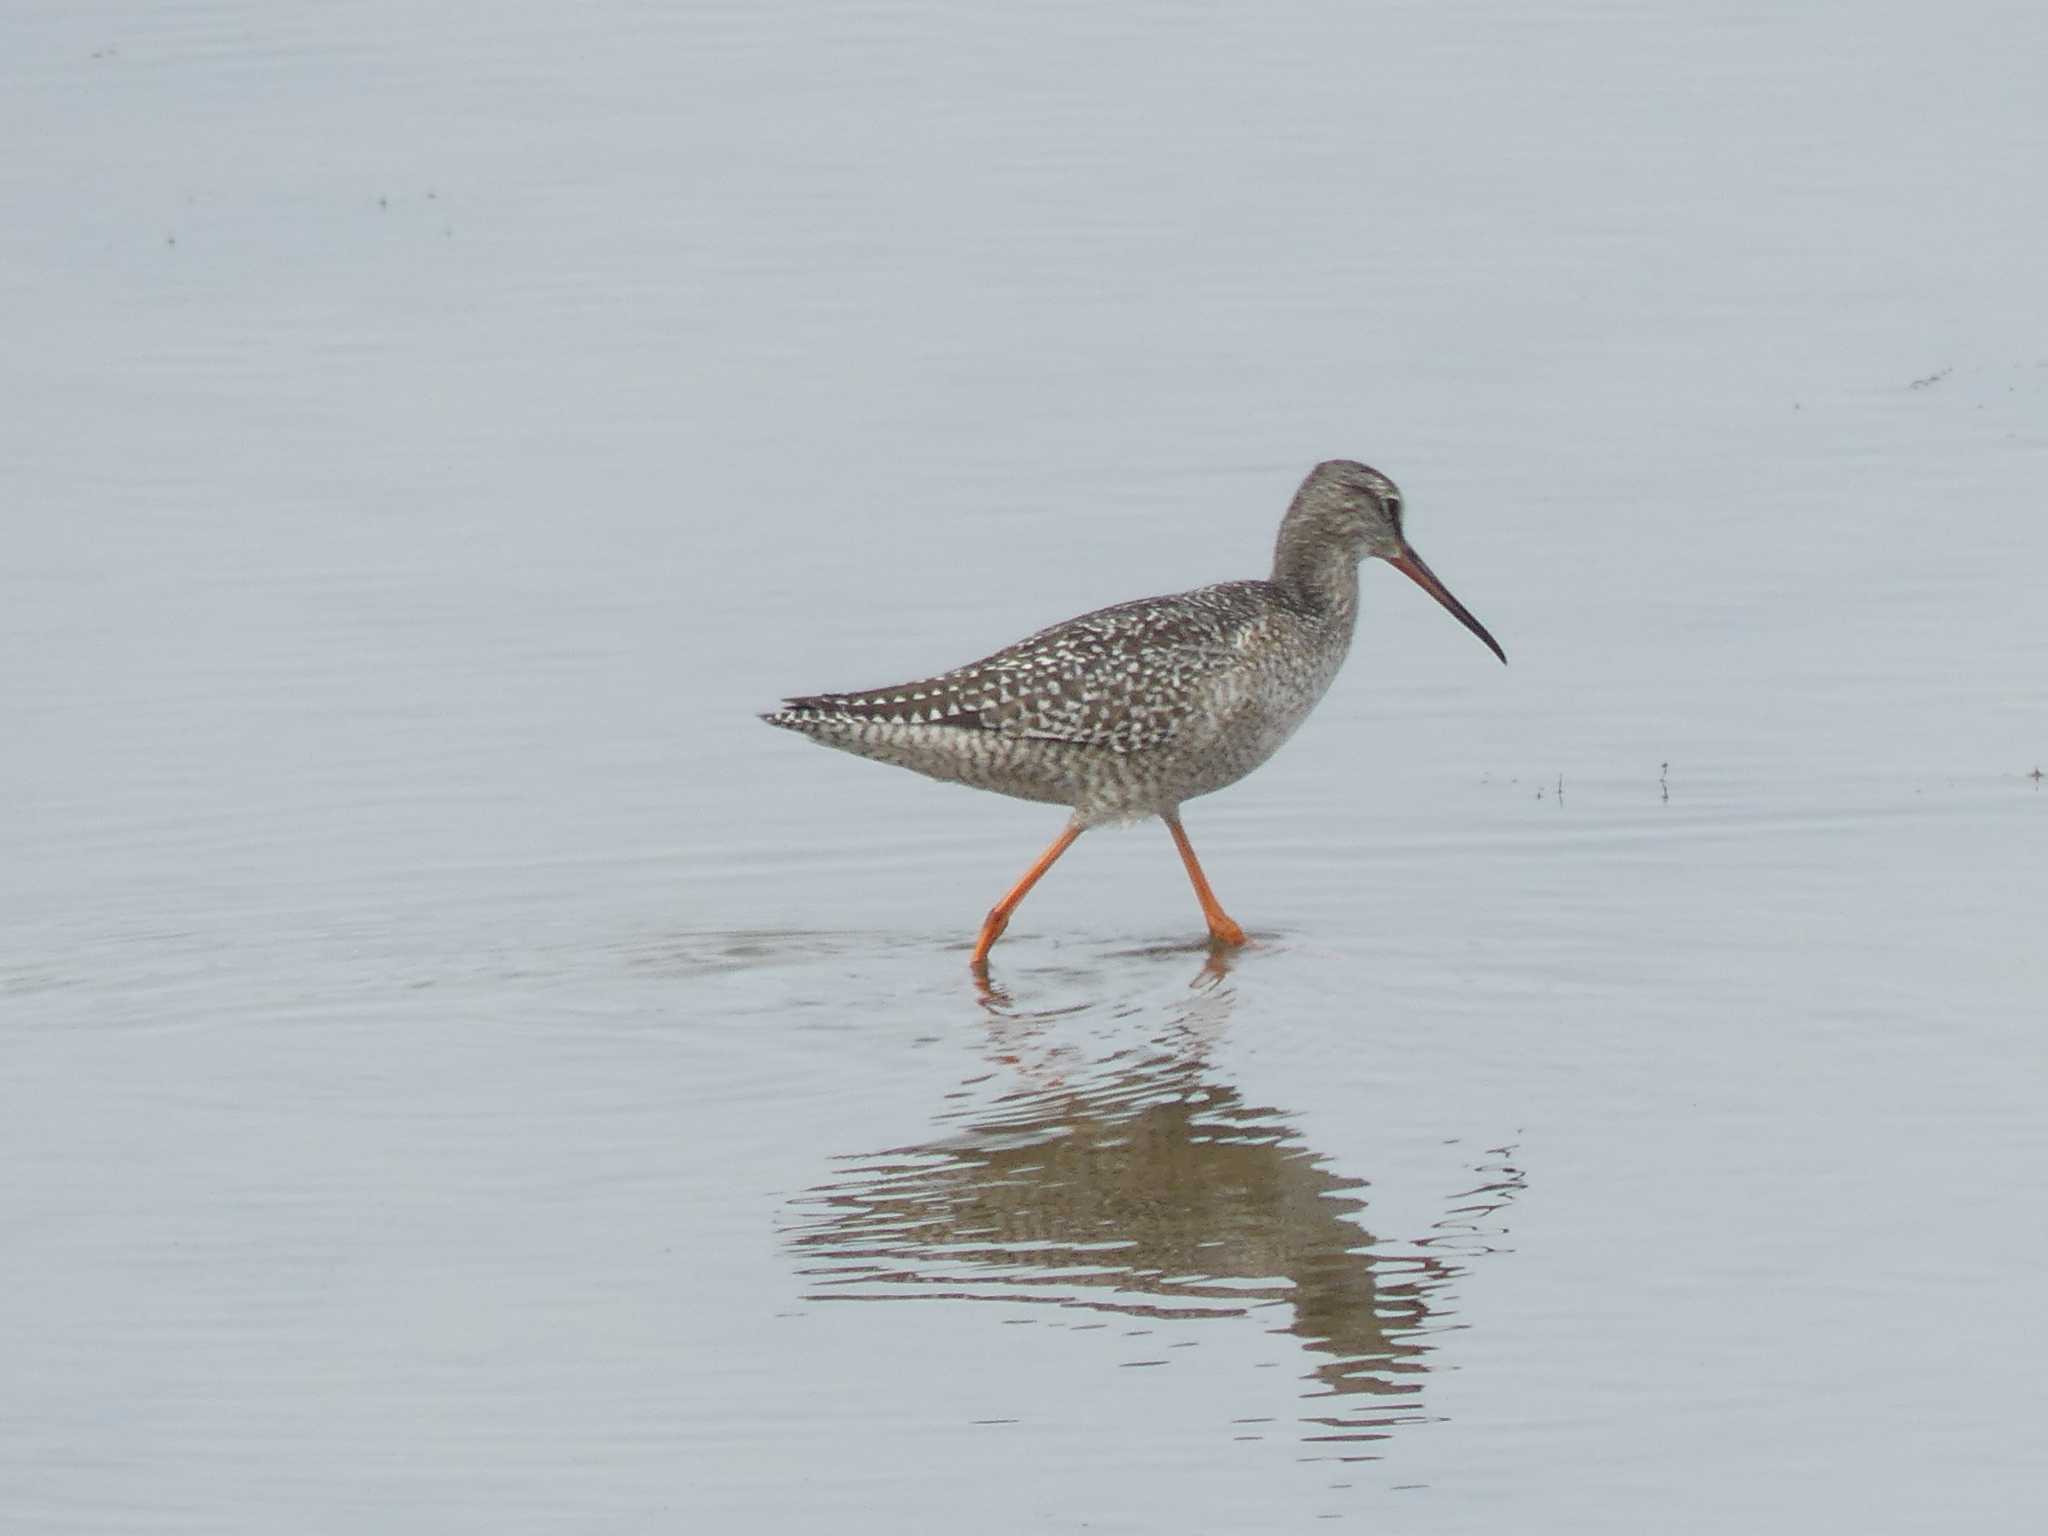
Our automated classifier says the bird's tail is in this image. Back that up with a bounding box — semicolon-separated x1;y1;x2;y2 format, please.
761;694;855;733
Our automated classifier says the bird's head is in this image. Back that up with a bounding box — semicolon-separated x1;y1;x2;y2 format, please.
1282;460;1507;664
1292;459;1411;561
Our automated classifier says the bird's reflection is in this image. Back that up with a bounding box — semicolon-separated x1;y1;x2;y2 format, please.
784;948;1523;1456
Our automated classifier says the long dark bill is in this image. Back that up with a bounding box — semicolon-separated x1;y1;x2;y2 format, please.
1388;547;1508;664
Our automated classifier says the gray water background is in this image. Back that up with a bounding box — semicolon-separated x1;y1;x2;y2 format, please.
4;2;2045;1530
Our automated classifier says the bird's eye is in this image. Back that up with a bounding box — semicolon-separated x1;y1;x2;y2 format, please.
1384;497;1402;520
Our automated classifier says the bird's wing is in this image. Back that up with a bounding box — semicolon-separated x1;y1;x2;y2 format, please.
776;582;1275;754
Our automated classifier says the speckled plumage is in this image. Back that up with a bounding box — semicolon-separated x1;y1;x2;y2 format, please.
763;578;1351;825
763;460;1504;959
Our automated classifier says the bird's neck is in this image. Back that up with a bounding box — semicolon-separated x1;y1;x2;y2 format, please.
1271;528;1360;620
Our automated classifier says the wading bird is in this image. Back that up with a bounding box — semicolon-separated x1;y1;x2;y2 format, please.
764;461;1505;966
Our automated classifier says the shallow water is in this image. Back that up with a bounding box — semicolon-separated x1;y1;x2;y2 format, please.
5;0;2047;1530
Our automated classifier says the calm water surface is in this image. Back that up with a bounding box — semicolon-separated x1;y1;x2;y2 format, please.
4;1;2045;1531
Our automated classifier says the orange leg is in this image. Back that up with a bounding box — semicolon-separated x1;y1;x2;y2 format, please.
971;822;1085;966
1165;813;1248;947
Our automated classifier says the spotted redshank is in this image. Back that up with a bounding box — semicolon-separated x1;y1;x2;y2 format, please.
764;461;1505;964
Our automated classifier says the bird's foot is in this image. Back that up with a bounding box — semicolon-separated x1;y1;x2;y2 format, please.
1205;914;1249;948
970;961;1011;1009
969;909;1010;967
